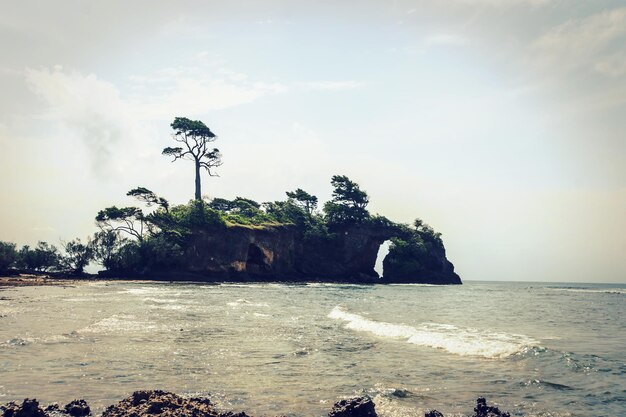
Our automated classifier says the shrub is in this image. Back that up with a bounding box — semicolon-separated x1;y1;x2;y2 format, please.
60;238;94;274
0;241;17;272
17;242;60;272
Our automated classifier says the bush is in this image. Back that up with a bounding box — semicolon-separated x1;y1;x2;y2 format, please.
156;200;225;232
60;238;94;274
17;242;60;272
140;235;185;270
92;230;124;270
0;241;18;272
109;242;143;273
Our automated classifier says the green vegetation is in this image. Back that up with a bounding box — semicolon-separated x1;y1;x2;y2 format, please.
324;175;370;225
17;242;60;272
60;239;94;275
383;219;446;277
0;241;18;272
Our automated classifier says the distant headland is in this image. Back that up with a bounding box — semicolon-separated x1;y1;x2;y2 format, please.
0;117;461;285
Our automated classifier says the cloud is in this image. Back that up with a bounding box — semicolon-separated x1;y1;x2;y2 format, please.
531;7;626;73
595;50;626;77
24;67;130;174
452;0;553;6
128;63;288;119
424;33;469;47
133;76;287;119
24;64;363;177
300;80;362;91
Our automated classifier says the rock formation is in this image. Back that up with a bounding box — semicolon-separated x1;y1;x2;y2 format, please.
1;394;512;417
182;223;461;284
328;397;377;417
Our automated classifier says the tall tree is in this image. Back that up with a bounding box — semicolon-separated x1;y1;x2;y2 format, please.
162;117;222;200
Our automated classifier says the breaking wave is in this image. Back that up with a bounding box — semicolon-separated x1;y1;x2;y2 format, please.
328;307;539;359
79;314;160;333
227;298;270;308
548;287;625;295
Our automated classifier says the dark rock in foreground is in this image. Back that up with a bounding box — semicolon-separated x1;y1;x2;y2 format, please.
472;397;510;417
328;397;376;417
2;392;511;417
64;400;91;417
0;399;47;417
101;390;228;417
426;397;511;417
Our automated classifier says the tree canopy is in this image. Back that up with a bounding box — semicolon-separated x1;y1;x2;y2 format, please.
323;175;370;224
127;187;169;212
286;188;318;215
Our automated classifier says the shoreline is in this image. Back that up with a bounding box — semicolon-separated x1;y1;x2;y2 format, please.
0;272;462;289
0;274;82;288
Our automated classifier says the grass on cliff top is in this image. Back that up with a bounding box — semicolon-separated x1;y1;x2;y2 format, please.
224;220;290;230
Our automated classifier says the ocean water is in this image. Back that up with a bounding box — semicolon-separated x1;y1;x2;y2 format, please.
0;281;624;417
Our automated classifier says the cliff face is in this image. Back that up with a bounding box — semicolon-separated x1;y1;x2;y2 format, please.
183;223;461;284
184;225;297;280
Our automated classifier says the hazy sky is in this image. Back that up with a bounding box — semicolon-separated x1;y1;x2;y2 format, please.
1;0;624;283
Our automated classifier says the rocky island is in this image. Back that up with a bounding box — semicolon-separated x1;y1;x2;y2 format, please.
0;118;461;285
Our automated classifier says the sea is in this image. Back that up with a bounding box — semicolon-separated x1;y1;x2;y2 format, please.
0;280;624;417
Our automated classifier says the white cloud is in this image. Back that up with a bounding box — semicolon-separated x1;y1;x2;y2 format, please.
595;50;626;77
23;64;364;178
24;67;131;174
301;80;362;91
450;0;553;7
133;76;287;119
531;7;626;73
128;62;288;119
424;33;469;47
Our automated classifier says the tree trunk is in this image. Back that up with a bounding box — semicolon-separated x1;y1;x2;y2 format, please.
194;161;201;200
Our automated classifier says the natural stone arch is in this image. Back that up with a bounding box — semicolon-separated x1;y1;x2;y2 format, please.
374;239;391;277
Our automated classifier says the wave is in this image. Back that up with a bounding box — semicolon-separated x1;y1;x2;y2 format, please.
1;337;34;347
328;307;539;358
0;333;72;348
548;287;625;295
79;314;160;333
227;298;269;308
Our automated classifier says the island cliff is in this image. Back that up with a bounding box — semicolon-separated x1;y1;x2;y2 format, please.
89;175;462;285
179;222;461;284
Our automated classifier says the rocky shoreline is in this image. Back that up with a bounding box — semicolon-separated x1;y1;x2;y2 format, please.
1;391;510;417
0;272;459;289
0;274;81;288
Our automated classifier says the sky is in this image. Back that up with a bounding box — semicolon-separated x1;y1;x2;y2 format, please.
0;0;624;283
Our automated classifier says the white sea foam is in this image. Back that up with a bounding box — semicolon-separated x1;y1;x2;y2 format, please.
549;288;625;295
328;307;538;358
119;287;159;295
80;314;159;333
227;298;269;308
